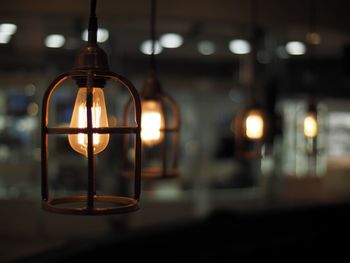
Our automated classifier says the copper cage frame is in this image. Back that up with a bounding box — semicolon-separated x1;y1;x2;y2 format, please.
41;70;142;215
123;93;180;180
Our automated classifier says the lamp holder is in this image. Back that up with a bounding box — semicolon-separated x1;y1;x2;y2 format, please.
73;0;109;86
141;69;163;99
307;97;317;113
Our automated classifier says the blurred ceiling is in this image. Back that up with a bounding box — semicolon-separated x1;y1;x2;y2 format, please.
0;0;350;72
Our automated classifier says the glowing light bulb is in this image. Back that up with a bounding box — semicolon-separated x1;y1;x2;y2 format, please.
68;87;109;156
304;113;318;138
141;100;164;146
245;111;264;140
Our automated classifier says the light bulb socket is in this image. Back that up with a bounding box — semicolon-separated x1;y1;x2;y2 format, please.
141;70;162;99
74;77;106;88
74;43;110;71
307;99;317;113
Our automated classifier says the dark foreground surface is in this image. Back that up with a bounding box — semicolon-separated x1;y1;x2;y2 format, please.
14;202;350;263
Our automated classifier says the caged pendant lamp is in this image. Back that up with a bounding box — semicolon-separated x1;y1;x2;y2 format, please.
303;98;318;155
234;100;267;159
233;0;267;159
302;0;321;157
41;0;142;215
123;0;180;179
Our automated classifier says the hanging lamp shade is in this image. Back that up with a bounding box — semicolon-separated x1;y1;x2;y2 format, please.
233;102;267;159
123;0;180;180
41;0;141;215
303;98;318;156
123;71;180;179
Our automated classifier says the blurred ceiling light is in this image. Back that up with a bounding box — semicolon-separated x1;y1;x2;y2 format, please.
82;28;109;43
197;40;216;55
45;34;65;48
285;41;306;55
27;102;39;117
160;33;183;48
306;32;321;45
0;33;11;44
25;84;36;96
229;39;251;54
140;40;163;55
0;23;17;35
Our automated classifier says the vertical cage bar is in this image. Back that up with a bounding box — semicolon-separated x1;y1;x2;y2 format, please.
41;88;50;201
122;99;132;172
86;72;95;209
160;99;168;176
134;131;141;200
167;95;180;171
41;74;71;202
41;130;49;200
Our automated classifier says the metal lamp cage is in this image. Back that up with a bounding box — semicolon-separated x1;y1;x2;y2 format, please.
233;106;267;159
41;70;142;215
297;99;324;157
123;90;180;180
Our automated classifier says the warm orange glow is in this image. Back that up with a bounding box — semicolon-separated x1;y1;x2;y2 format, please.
68;87;109;156
304;113;318;138
141;100;164;146
245;111;264;140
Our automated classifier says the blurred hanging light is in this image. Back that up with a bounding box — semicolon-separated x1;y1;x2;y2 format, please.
160;33;183;48
304;113;318;138
140;40;163;55
233;105;266;159
245;110;264;139
82;28;109;43
285;41;306;55
232;0;268;159
229;39;251;54
197;40;216;55
140;100;165;145
124;0;180;179
41;0;142;215
45;34;66;48
303;99;319;156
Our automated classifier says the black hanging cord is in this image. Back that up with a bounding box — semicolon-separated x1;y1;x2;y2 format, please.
308;0;316;35
251;0;258;33
88;0;98;44
307;0;317;55
150;0;157;73
306;0;317;97
249;0;258;103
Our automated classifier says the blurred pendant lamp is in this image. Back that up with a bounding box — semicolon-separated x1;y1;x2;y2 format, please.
303;0;321;156
303;98;318;155
233;0;267;159
41;0;142;215
124;0;180;179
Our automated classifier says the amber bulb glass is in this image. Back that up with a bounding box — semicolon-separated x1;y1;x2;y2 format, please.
245;110;264;140
304;113;318;138
68;87;109;156
141;100;164;146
